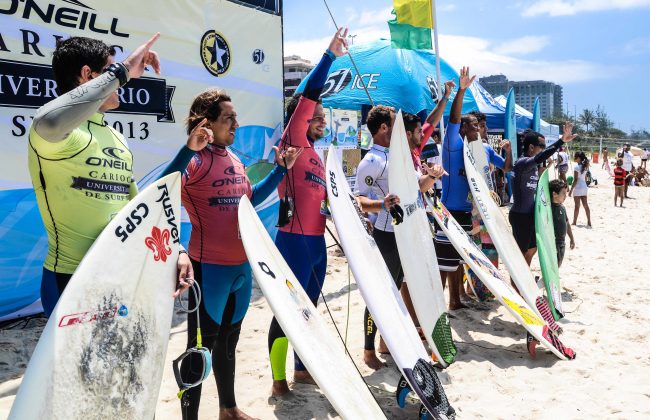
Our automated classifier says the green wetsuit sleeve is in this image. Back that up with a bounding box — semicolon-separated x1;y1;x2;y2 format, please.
130;179;138;199
32;71;122;142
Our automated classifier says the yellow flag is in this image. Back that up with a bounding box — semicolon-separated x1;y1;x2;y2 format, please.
393;0;434;29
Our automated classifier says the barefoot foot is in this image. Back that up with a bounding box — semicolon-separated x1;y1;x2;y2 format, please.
219;407;259;420
293;369;317;385
271;380;291;397
363;350;386;370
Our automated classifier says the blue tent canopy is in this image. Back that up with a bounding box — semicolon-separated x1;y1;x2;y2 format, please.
295;39;532;131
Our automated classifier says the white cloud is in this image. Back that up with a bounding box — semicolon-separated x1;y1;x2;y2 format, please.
438;4;457;12
523;0;650;17
358;7;393;26
493;36;550;55
284;30;617;85
621;37;650;56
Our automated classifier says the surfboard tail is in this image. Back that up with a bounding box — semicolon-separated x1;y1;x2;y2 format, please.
432;313;457;366
403;359;456;420
535;296;563;334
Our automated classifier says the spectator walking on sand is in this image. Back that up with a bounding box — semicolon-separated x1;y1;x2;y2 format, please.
568;151;592;227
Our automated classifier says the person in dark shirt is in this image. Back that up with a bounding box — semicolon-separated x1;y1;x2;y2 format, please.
509;122;576;265
549;179;575;267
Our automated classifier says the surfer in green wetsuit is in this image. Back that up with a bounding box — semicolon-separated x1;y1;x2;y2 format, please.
28;34;192;316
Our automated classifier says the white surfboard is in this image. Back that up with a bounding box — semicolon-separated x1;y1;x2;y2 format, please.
463;142;546;319
387;112;456;367
468;138;496;191
326;147;455;420
424;194;574;360
10;173;182;419
237;195;385;420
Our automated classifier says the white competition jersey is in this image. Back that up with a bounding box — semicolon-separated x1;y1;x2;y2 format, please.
356;144;421;232
356;144;393;232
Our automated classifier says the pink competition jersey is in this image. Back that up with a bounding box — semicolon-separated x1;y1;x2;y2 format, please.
278;97;327;236
182;145;252;265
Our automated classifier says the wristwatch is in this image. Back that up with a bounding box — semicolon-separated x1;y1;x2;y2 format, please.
103;62;129;87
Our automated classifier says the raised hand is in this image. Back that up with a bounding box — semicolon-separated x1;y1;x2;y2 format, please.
500;140;512;152
274;146;303;169
459;66;476;90
443;80;455;98
328;27;349;57
562;121;577;143
186;118;213;151
123;32;161;79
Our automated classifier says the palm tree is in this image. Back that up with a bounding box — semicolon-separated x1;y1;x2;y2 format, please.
579;109;595;133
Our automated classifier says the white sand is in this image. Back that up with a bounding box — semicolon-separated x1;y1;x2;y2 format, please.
1;162;649;419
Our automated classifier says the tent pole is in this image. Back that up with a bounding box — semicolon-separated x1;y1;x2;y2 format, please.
431;1;445;142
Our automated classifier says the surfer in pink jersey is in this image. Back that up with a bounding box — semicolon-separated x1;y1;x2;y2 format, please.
411;80;456;167
161;89;301;420
268;28;349;397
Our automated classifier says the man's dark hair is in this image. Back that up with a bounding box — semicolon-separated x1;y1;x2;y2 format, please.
186;89;232;135
549;179;567;195
523;130;545;151
52;37;116;95
285;94;322;126
402;112;421;134
469;111;486;123
366;105;394;135
459;114;477;131
603;146;608;150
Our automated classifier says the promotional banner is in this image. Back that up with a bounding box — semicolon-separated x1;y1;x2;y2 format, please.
314;108;358;150
0;0;284;320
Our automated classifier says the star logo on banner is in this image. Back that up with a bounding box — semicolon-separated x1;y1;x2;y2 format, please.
200;30;231;77
263;123;283;162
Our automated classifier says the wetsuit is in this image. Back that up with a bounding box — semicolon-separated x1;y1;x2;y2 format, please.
509;140;564;253
434;122;473;271
27;67;136;316
268;50;334;380
356;144;408;350
161;145;285;418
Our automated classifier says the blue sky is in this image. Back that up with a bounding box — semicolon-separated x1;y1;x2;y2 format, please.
283;0;650;134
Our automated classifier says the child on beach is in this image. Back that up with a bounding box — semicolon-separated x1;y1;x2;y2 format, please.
613;159;627;207
549;179;575;267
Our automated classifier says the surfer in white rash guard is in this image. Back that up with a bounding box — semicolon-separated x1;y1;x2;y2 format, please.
27;34;192;317
355;107;444;370
509;122;576;267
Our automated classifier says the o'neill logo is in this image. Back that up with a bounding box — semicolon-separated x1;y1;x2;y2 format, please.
0;0;130;38
58;304;128;327
144;226;172;262
200;30;231;77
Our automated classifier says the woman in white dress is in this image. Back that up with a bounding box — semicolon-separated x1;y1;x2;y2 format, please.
568;151;592;227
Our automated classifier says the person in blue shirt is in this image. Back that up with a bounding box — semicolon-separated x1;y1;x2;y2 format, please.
434;66;478;310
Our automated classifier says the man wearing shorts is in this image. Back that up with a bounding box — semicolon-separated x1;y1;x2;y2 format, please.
509;123;576;266
557;146;569;182
434;66;477;310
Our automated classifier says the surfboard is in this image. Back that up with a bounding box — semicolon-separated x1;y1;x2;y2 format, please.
237;195;386;420
535;169;564;320
464;142;563;332
424;194;574;360
326;146;455;420
465;138;497;301
387;112;456;367
10;173;182;419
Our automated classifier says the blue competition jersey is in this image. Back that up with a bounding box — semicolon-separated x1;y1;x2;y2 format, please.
441;122;471;212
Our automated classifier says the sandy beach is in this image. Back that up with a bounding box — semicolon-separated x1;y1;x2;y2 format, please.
1;161;649;419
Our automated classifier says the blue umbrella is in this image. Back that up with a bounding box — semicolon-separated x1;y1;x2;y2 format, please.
295;39;508;125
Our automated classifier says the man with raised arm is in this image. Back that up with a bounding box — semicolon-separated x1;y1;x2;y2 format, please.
28;34;192;316
268;28;348;397
433;66;478;310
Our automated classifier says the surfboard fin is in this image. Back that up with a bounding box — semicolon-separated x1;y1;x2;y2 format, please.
527;332;539;359
419;404;432;420
396;374;412;408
